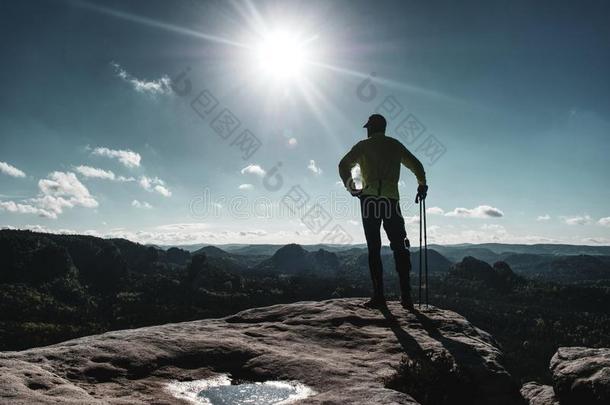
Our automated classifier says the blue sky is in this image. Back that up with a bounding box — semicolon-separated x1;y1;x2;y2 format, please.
1;0;609;246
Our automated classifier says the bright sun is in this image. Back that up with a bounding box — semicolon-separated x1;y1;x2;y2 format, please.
254;30;310;80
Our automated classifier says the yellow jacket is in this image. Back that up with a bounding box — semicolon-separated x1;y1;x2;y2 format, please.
338;132;426;200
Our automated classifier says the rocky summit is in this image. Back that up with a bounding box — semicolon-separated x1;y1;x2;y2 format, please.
0;298;521;404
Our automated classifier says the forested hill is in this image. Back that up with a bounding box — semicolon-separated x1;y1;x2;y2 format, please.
1;229;610;386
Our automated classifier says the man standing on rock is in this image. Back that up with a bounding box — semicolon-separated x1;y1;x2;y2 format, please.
338;114;428;310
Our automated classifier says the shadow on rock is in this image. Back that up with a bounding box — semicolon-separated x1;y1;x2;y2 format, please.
380;306;522;405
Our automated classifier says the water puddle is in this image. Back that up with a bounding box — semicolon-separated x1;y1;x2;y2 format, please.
167;374;316;404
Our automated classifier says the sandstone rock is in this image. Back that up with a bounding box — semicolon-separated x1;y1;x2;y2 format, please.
550;346;610;405
520;382;559;405
0;299;519;404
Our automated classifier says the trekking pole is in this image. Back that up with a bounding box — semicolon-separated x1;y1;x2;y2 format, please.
423;198;429;307
418;199;422;307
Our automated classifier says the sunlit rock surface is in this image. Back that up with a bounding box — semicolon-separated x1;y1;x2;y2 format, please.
0;298;519;404
550;347;610;405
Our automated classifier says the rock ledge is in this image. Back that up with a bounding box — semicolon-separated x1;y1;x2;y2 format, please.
0;299;519;404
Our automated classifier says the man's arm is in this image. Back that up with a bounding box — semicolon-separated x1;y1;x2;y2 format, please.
338;143;361;189
400;143;427;185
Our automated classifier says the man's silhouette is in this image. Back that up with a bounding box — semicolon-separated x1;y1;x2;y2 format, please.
338;114;427;309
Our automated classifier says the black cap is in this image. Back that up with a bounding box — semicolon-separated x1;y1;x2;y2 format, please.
363;114;387;131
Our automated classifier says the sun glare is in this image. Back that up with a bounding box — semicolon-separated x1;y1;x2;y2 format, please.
254;30;310;80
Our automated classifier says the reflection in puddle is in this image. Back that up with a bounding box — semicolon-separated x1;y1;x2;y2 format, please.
167;374;316;404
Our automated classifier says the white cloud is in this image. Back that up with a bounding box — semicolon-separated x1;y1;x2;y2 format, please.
2;172;100;219
132;200;152;209
111;62;172;95
598;217;610;227
480;224;507;233
156;223;208;232
34;171;98;217
238;183;254;190
561;215;591;225
75;165;135;182
154;185;171;197
74;165;116;180
239;230;267;237
582;237;610;245
405;216;420;224
307;160;323;175
38;172;97;207
0;161;26;178
139;176;171;197
31;196;74;217
91;147;141;168
445;205;504;218
240;164;266;177
139;176;152;190
287;137;298;148
537;214;551;221
0;223;247;246
420;223;556;245
0;201;55;218
0;223;555;246
426;206;444;215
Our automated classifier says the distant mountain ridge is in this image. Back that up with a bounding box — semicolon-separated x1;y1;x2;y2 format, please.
167;242;610;257
430;243;610;258
255;243;340;277
496;253;610;283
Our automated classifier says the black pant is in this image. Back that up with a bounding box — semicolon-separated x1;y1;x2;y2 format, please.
359;195;411;300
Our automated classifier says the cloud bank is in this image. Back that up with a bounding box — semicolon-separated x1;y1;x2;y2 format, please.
598;217;610;227
426;206;445;215
562;215;591;225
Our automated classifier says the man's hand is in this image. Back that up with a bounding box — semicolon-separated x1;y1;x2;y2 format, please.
344;178;363;197
349;188;363;197
415;184;428;203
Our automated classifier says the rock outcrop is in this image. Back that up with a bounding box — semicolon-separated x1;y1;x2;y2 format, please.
450;256;524;291
550;347;610;405
0;299;520;404
521;346;610;405
255;244;340;277
520;382;560;405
